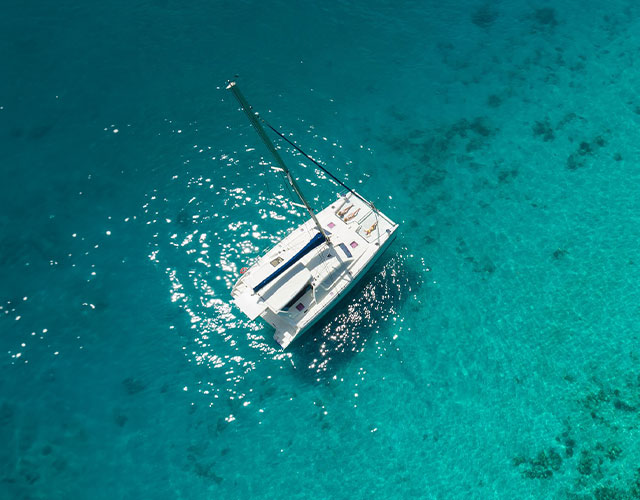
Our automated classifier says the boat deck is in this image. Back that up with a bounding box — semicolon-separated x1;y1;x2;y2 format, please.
231;192;397;348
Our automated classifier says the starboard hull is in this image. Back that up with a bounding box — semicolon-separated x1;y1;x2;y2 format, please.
278;225;398;348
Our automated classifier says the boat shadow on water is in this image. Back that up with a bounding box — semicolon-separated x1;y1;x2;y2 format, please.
289;248;423;383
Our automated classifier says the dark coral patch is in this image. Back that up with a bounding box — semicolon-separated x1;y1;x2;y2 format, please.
471;4;499;28
28;124;53;140
0;401;14;425
552;248;568;260
533;7;558;27
567;135;607;170
469;117;493;137
593;486;627;500
532;119;554;141
497;169;518;183
555;427;576;457
577;449;598;476
514;448;563;479
122;377;147;395
114;413;128;427
193;461;223;483
613;399;635;412
487;94;502;108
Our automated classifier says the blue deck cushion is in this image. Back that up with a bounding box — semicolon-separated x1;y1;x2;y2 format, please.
253;232;326;293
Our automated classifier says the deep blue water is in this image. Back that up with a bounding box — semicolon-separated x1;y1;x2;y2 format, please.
3;0;640;498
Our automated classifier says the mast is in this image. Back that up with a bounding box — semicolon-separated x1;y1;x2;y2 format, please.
226;81;330;243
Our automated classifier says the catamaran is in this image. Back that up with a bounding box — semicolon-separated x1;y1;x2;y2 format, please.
227;81;398;349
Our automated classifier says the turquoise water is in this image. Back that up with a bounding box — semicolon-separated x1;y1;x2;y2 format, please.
3;0;640;498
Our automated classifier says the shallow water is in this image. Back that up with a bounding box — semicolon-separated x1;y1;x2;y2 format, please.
3;0;640;498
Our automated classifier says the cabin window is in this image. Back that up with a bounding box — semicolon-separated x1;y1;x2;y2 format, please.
337;243;352;258
270;256;284;267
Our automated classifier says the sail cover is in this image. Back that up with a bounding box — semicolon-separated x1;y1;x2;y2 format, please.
253;232;326;293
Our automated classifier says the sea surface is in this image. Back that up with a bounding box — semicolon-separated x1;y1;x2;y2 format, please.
3;1;640;498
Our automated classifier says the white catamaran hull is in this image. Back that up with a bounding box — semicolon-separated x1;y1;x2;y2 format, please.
232;192;398;348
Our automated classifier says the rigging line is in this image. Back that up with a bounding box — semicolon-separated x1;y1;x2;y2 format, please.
265;138;315;223
227;81;329;243
280;170;301;216
261;161;273;209
261;119;374;210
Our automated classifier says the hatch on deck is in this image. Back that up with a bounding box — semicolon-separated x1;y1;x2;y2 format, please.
259;262;312;312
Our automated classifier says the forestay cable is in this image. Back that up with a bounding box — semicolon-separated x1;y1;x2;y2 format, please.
261;119;375;210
